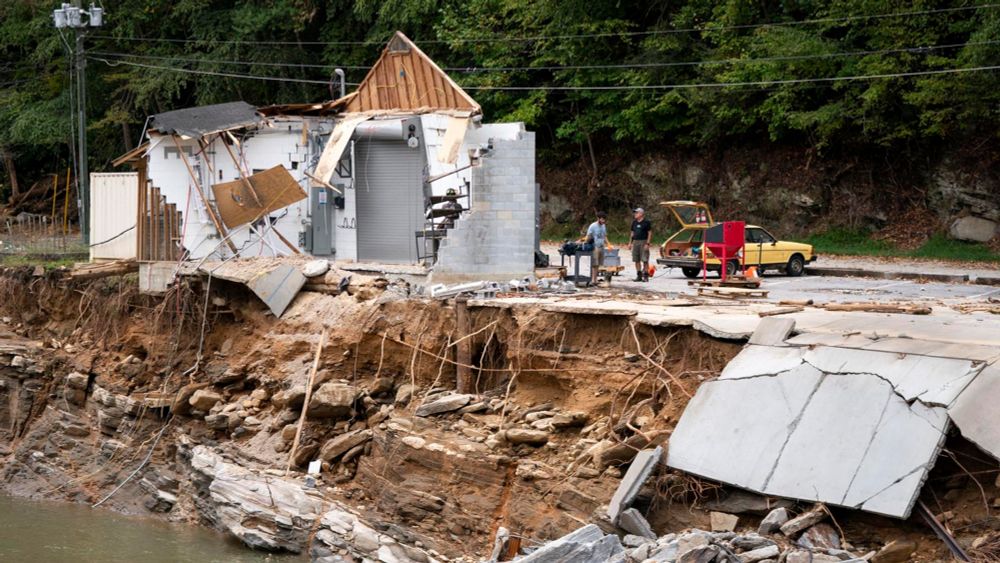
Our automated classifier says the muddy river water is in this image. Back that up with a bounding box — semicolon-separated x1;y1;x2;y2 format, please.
0;494;302;562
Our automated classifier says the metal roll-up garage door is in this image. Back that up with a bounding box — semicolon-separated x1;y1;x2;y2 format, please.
354;139;425;263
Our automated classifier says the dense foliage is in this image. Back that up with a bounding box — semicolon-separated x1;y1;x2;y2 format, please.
1;0;999;200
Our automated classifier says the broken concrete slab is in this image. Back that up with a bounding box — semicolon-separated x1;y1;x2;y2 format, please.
668;344;954;518
948;365;1000;461
748;317;795;346
618;507;656;539
607;446;663;523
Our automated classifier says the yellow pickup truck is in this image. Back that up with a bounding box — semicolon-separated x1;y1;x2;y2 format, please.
655;201;817;278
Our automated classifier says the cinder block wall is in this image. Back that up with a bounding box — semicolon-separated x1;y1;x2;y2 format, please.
433;131;537;283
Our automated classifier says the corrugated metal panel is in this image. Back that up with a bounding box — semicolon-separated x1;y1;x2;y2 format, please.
90;172;138;261
354;140;425;263
346;32;480;114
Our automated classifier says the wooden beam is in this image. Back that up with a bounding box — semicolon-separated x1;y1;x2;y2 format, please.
218;134;263;207
286;329;328;475
171;136;238;254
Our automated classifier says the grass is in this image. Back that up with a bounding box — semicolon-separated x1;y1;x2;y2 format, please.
806;229;1000;263
0;254;84;269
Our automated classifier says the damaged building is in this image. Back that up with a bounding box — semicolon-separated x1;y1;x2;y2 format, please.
105;32;536;282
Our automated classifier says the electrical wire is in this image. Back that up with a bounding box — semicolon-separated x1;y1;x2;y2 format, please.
88;56;359;85
89;39;1000;74
462;64;1000;90
89;55;1000;91
87;4;1000;46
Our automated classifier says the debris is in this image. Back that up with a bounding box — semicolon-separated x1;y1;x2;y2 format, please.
780;504;828;537
618;507;656;539
67;259;138;281
513;524;624;563
607;446;663;523
747;317;795;346
796;523;841;550
741;544;780;562
871;539;918;563
758;507;791;535
414;393;472;417
947;365;1000;461
709;511;738;532
822;302;932;315
211;165;307;230
302;260;330;278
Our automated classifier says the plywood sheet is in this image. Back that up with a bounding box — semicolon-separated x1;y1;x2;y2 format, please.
314;115;372;184
211;165;306;229
436;116;470;164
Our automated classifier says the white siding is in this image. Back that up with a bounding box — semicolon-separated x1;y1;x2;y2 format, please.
90;172;138;261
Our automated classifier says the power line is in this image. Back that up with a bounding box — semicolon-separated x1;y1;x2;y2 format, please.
89;38;1000;76
88;4;1000;46
460;64;1000;90
88;56;358;86
89;54;1000;91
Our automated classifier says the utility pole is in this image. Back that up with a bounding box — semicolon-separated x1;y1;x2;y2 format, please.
53;2;103;243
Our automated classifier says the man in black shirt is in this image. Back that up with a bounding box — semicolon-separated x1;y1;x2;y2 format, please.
629;207;652;282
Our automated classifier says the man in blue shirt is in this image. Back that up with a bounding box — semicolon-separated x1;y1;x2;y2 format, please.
586;211;607;285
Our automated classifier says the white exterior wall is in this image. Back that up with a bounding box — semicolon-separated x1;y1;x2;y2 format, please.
90;172;138;261
145;117;333;260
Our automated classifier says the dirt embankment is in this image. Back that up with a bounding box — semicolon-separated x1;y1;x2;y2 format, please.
0;268;995;561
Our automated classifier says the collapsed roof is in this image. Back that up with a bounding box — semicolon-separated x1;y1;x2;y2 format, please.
148;101;261;139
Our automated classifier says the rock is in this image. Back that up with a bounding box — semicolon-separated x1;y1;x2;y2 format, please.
780;504;827;537
797;523;841;550
319;430;372;462
171;382;209;416
308;383;357;419
730;534;773;551
622;534;652;548
273;386;307;410
302;260;330;278
394;384;417;406
204;413;230;430
550;412;588;429
414;394;472;417
189;389;223;412
741;544;781;562
703;490;795;516
369;377;394;396
758;507;791;535
144;490;177;513
502;428;549;446
710;511;738;532
516;524;624;563
63;423;90;437
871;539;917;563
786;550;844;563
950;216;997;242
401;436;426;449
65;372;88;390
678;545;721;563
292;442;320;467
618;508;655;539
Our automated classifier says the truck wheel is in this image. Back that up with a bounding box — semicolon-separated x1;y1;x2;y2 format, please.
786;254;805;277
682;267;700;279
718;260;739;278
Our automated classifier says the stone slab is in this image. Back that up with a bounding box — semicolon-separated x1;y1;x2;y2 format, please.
608;446;663;523
948;365;1000;461
618;507;656;539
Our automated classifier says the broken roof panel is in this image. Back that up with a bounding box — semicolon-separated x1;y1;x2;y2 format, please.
149;101;261;138
346;32;481;114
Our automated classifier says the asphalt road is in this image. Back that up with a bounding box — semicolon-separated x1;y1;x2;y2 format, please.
541;243;1000;304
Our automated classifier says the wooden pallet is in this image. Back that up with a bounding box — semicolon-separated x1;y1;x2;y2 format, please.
697;286;769;299
687;277;762;289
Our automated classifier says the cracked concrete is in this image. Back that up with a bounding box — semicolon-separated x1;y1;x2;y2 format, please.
667;343;961;519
